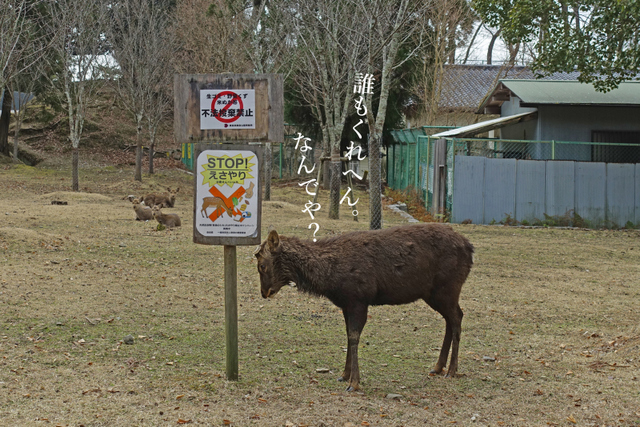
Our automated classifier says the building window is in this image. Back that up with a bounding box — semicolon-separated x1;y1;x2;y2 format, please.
591;131;640;163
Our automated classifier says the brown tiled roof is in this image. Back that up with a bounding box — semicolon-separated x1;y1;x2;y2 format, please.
438;65;580;112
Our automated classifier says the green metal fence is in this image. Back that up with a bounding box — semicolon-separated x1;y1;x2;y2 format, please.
387;132;640;214
387;126;455;210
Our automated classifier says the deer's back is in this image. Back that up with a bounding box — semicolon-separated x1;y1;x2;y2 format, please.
308;224;473;306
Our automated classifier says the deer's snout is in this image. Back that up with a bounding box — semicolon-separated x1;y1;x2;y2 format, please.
261;288;273;299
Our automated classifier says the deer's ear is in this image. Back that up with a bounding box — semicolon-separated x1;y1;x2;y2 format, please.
267;230;280;251
253;245;262;258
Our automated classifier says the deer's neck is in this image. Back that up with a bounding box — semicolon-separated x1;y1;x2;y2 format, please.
281;239;334;297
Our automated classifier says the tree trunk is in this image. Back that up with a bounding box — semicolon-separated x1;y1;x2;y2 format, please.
72;147;79;191
328;148;341;219
322;151;331;190
135;121;143;182
464;23;484;64
148;141;154;174
487;28;501;65
13;116;21;163
0;88;12;157
368;134;382;230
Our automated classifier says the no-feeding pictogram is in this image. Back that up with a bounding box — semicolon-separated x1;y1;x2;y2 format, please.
200;89;256;130
211;91;243;124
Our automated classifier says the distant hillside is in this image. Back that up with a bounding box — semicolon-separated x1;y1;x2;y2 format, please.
2;84;182;170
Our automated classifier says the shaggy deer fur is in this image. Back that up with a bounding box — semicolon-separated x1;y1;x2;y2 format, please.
151;205;181;228
143;187;180;208
255;224;474;392
131;198;153;221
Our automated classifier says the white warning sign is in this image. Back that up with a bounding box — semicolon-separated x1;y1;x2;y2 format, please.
200;89;256;130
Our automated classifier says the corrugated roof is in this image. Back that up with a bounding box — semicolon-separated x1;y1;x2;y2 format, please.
501;80;640;106
432;111;537;138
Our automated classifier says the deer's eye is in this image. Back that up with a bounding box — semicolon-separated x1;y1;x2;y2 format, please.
259;264;267;273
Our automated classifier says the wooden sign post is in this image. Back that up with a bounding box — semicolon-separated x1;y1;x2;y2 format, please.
193;144;263;381
175;74;282;381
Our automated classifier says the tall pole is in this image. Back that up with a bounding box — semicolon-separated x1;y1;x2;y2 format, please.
223;245;238;381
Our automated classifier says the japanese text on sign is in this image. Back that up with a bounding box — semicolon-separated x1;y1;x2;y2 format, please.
200;153;256;187
200;89;256;130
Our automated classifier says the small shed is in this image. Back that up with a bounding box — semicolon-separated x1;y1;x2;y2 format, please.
476;79;640;162
431;79;640;227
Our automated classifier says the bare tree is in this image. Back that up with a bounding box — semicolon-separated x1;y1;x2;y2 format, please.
414;0;476;125
285;0;366;219
107;0;176;180
41;0;109;191
10;69;41;163
353;0;437;229
172;0;253;74
145;79;174;175
0;0;47;157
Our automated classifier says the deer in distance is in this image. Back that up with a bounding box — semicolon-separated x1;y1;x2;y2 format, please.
254;223;474;392
131;198;153;221
143;187;180;208
151;205;181;228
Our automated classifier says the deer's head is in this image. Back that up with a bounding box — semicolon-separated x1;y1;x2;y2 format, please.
254;230;289;299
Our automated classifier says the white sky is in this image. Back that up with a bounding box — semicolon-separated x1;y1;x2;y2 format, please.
458;25;517;65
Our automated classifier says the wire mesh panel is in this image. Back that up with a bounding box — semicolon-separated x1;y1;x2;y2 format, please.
417;136;432;207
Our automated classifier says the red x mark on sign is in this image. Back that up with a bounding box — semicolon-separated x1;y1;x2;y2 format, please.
208;186;246;223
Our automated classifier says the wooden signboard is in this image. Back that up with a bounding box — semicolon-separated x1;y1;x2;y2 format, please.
192;143;263;246
174;73;283;144
176;74;279;382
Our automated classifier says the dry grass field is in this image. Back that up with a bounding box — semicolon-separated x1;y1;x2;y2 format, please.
0;162;639;427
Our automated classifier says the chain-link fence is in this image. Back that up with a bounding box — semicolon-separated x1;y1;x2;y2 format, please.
271;139;321;179
387;131;640;215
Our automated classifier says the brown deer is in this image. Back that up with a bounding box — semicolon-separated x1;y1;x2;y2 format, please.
143;187;180;208
201;196;234;218
151;205;181;228
131;198;153;221
254;223;474;392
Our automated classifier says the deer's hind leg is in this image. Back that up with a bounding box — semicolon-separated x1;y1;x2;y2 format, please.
425;297;463;377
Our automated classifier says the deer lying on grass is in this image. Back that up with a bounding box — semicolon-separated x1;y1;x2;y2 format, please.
143;187;180;208
254;223;474;392
131;198;153;221
151;205;181;228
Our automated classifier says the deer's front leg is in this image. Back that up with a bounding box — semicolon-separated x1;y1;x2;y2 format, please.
338;308;352;383
341;305;368;392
